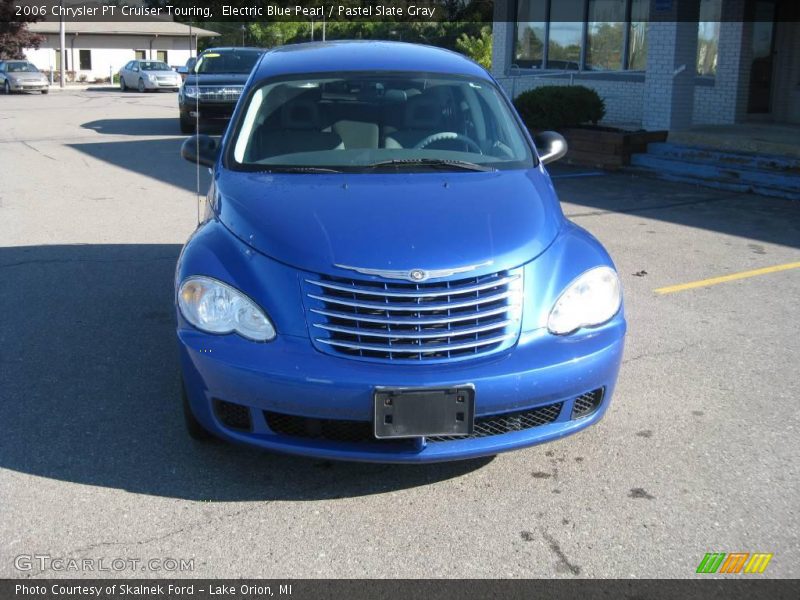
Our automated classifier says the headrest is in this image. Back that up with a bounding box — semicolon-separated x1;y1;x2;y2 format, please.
281;100;321;130
404;92;445;129
384;89;407;103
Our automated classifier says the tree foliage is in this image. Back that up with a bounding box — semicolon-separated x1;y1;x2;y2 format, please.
0;0;44;60
456;25;492;69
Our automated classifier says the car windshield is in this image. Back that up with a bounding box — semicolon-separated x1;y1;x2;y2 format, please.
6;62;39;73
230;72;534;172
195;51;262;75
140;61;171;71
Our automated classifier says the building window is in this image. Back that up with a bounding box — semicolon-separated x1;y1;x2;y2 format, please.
514;0;649;71
157;50;168;63
134;50;146;60
697;0;722;76
627;0;648;70
79;50;91;71
586;0;626;71
514;0;546;68
548;0;584;70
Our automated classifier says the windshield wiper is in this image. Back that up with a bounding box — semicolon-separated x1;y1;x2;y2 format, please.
365;158;494;172
262;166;343;174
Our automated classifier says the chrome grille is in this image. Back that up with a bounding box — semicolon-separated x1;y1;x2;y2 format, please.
194;85;243;102
303;269;523;363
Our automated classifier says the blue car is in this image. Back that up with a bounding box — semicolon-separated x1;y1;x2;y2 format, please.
176;41;626;463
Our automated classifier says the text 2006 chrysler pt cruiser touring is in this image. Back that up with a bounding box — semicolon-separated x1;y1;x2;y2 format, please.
176;41;626;462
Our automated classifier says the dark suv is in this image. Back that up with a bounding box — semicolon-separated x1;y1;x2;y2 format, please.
178;47;264;134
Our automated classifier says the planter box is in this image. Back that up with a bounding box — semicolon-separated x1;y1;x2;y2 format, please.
557;127;668;169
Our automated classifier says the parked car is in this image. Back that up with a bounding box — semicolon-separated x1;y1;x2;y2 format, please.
119;60;181;93
178;47;263;134
176;41;626;463
0;60;49;94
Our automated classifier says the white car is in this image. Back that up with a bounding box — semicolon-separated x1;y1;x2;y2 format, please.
119;60;181;92
0;60;49;94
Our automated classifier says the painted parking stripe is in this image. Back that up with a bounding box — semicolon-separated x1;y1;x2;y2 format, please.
655;261;800;294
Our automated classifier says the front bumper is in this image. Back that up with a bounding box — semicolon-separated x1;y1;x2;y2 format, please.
180;317;625;463
8;81;48;91
179;100;236;122
142;77;180;90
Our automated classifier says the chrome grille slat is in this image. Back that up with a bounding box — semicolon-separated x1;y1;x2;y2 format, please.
316;333;515;353
305;275;519;298
310;304;514;325
313;319;513;340
307;290;514;312
304;268;523;363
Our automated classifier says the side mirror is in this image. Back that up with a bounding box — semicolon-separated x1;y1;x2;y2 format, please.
176;66;188;75
181;134;219;168
534;131;568;165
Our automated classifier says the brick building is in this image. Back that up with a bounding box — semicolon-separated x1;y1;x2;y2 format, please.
491;0;800;130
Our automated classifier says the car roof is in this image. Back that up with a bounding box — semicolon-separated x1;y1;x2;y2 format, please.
254;41;490;81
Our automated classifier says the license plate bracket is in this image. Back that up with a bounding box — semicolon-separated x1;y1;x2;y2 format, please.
374;386;475;439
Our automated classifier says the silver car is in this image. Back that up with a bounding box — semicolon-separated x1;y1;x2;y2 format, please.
119;60;181;92
0;60;49;94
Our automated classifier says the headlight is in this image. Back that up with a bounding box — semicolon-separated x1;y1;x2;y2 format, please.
146;73;156;81
183;86;198;98
178;276;276;342
547;267;621;335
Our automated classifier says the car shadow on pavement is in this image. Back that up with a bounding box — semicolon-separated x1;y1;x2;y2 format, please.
0;244;491;502
69;138;212;194
549;166;800;249
82;118;226;138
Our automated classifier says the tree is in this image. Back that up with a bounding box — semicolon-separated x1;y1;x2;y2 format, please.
0;0;44;60
456;25;492;70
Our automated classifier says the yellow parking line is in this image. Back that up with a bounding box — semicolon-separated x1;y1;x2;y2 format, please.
655;261;800;294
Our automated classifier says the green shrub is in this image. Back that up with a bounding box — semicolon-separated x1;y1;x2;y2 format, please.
514;85;606;131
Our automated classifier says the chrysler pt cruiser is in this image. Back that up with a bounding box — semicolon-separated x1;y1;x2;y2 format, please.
176;41;626;462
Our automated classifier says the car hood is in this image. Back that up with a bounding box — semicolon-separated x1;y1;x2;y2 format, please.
11;73;46;80
214;168;563;277
184;73;250;86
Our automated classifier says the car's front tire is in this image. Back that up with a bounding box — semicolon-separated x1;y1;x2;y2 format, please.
137;78;145;93
119;77;126;91
182;379;214;441
3;81;11;95
41;89;48;94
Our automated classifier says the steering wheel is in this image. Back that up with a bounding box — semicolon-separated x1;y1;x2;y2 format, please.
414;132;483;154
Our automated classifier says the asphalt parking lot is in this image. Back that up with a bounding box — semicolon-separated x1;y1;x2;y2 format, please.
1;89;798;578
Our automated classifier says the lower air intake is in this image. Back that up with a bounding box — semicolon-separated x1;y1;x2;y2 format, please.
265;401;562;445
570;389;605;419
213;399;252;431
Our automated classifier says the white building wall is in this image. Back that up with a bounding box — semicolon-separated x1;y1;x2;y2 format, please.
493;1;755;131
24;34;194;82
